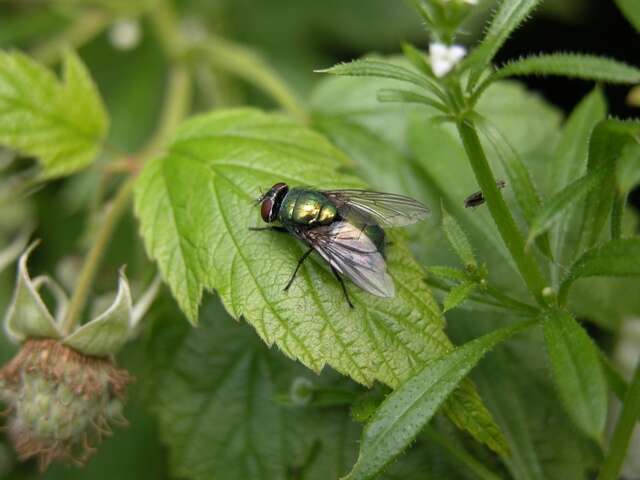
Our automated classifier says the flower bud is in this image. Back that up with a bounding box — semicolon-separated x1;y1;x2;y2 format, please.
0;339;131;470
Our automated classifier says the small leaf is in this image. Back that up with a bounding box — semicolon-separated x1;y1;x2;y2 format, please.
4;242;61;342
344;321;533;480
443;282;477;312
316;59;443;101
491;53;640;84
0;50;108;178
579;119;640;252
559;239;640;304
377;88;447;113
464;0;543;89
427;265;467;282
542;309;607;442
615;0;640;32
441;206;477;268
526;166;607;248
63;269;132;356
401;42;432;78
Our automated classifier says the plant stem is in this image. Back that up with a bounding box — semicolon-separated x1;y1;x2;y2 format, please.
31;9;112;65
423;425;502;480
456;118;547;305
197;37;307;123
597;359;640;480
62;62;191;335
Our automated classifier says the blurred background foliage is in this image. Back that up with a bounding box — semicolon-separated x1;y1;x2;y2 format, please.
0;0;639;478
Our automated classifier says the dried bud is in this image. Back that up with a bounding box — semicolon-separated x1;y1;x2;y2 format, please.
0;339;131;470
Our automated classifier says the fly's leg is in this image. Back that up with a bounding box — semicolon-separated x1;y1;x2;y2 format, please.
330;266;354;309
249;226;288;233
284;247;314;291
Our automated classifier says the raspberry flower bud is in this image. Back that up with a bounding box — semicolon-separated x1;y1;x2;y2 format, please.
0;243;144;470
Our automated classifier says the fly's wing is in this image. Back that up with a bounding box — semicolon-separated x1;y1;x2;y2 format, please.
322;190;429;227
300;221;395;298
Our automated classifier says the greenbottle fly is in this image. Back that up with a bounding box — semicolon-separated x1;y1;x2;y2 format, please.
251;183;429;307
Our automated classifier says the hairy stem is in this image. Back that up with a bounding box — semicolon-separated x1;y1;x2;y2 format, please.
456;118;547;305
597;360;640;480
62;62;191;335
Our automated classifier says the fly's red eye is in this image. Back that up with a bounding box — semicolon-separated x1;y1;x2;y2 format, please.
261;198;274;222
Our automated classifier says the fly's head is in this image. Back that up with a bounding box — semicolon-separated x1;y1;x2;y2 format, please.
258;182;289;223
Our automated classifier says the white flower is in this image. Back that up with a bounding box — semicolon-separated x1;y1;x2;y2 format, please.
429;42;467;78
108;19;142;51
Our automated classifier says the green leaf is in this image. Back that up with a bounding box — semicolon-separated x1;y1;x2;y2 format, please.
148;298;362;480
344;321;532;480
0;50;108;178
559;239;640;304
377;88;447;113
442;205;477;268
614;0;640;32
616;141;640;194
464;0;543;89
443;282;477;312
401;42;432;78
579;119;640;252
542;309;607;442
63;270;132;357
473;112;552;258
526;166;607;249
427;266;467;282
491;53;640;84
316;59;443;101
134;107;504;451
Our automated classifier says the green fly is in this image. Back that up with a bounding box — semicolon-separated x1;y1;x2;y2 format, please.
251;183;429;308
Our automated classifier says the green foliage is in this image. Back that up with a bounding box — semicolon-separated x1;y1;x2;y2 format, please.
0;49;108;178
559;239;640;303
134;107;503;451
464;0;543;88
443;282;477;312
615;0;640;32
441;206;477;269
345;322;531;480
542;309;607;442
490;53;640;84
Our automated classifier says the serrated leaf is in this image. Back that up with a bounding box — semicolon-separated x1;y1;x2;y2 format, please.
427;266;467;282
0;50;108;178
148;299;362;480
464;0;543;89
443;282;477;312
442;206;477;268
316;59;443;101
344;321;532;480
134;107;504;452
579;119;640;252
63;270;132;356
559;239;640;304
526;166;607;249
615;0;640;32
491;54;640;84
542;309;607;442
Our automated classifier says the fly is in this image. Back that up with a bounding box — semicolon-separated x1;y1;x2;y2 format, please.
464;179;506;208
251;183;429;308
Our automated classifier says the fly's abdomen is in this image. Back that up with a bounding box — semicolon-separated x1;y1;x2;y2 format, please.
280;189;337;226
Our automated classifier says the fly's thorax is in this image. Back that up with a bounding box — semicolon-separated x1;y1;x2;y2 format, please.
279;189;337;226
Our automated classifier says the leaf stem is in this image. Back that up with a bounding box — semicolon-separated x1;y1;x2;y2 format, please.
62;62;191;335
597;359;640;480
455;118;547;305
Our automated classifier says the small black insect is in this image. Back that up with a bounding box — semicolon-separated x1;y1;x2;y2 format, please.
464;180;507;208
251;183;429;307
